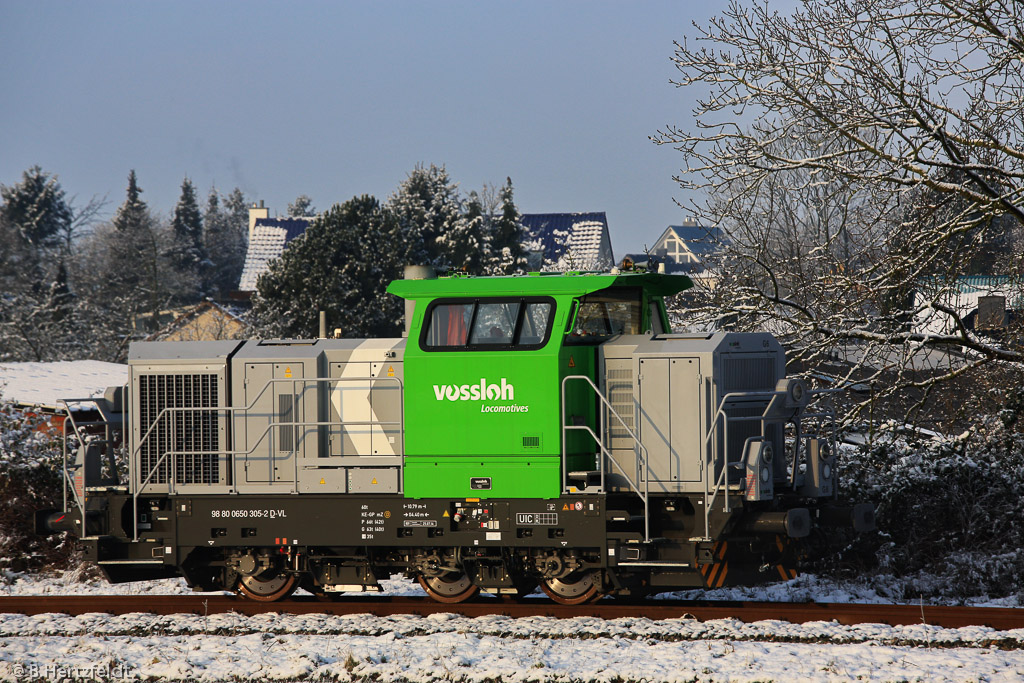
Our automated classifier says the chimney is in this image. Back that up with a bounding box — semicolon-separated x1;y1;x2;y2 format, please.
248;200;269;243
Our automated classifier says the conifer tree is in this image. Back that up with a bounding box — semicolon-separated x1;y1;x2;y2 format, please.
287;194;316;217
112;170;149;234
168;178;206;299
487;177;527;275
252;195;403;338
387;164;462;269
0;166;73;289
203;187;248;297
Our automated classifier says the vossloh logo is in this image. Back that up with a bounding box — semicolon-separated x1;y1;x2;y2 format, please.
432;378;529;413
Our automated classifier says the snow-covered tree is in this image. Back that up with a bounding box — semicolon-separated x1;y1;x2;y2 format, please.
0;168;79;361
252;195;404;338
486;177;527;275
203;187;247;298
74;170;181;356
287;194;317;217
167;177;206;301
0;166;72;288
654;0;1024;428
387;164;463;270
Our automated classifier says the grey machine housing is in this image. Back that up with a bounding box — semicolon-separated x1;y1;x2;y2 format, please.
128;337;407;499
597;331;810;497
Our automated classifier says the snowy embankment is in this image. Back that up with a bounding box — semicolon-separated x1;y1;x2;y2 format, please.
2;572;1024;682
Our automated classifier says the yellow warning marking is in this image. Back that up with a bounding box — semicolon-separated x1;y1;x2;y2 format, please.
371;478;378;485
284;366;293;378
320;478;326;485
568;356;576;368
562;504;570;511
443;510;450;517
383;510;391;519
387;365;395;377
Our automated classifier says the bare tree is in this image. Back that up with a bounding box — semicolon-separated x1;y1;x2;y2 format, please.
654;0;1024;428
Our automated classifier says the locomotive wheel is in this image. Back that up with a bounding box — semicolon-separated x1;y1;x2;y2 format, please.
540;571;601;605
237;572;299;602
418;572;479;604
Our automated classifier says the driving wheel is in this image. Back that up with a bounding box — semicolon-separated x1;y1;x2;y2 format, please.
237;571;299;602
418;572;479;603
540;571;601;605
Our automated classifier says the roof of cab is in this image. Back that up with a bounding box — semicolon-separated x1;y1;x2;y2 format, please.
386;271;692;299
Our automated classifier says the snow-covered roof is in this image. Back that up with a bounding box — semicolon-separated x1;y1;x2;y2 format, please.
237;217;314;292
0;361;128;409
520;212;614;271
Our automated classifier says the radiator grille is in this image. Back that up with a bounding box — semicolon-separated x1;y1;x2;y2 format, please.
721;355;777;393
137;373;220;485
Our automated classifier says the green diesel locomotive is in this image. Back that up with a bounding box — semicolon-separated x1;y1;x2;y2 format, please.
40;270;873;603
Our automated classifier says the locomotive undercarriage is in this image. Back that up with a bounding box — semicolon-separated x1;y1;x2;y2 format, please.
54;489;847;604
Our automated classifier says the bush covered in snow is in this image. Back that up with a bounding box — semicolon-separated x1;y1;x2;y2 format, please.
0;400;75;571
823;412;1024;601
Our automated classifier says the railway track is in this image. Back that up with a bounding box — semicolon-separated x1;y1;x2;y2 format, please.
0;595;1021;630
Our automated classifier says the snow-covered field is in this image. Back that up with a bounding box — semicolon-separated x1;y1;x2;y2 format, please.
1;571;1023;682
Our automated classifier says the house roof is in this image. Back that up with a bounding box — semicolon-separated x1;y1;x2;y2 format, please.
237;217;314;292
520;212;614;270
143;300;248;342
658;224;727;260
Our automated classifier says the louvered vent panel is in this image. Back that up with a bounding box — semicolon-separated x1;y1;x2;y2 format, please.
137;373;220;486
721;355;777;393
606;366;634;439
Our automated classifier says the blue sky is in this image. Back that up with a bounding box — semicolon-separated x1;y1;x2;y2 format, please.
0;1;723;254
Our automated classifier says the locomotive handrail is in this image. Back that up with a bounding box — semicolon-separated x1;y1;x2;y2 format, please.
58;395;125;531
131;375;404;541
129;375;398;489
560;374;651;542
130;374;403;491
700;387;840;541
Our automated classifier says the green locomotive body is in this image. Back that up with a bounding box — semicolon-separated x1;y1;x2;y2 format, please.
40;270;873;603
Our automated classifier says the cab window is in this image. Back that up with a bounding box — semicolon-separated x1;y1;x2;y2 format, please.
422;298;555;351
569;288;643;339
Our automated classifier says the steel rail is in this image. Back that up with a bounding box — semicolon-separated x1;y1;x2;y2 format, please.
0;595;1021;630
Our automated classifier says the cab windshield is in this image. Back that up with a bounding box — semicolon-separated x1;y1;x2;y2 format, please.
567;288;643;340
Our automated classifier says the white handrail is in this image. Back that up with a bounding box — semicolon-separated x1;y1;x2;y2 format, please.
560;374;651;542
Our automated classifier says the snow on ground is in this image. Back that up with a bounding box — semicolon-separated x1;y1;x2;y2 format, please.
2;571;1024;681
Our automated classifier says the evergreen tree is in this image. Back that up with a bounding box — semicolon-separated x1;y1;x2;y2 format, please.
223;187;249;242
168;177;206;300
0;166;73;288
102;170;172;331
445;190;488;273
487;177;527;275
287;194;316;217
0;168;78;361
252;195;403;338
387;164;463;269
204;187;250;296
112;170;149;234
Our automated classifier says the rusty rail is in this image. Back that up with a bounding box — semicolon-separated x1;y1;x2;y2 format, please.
0;595;1021;630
